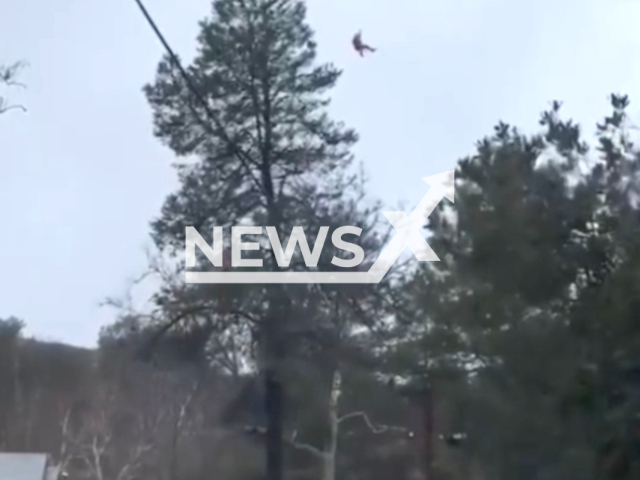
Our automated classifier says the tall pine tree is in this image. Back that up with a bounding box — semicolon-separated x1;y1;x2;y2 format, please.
143;1;384;478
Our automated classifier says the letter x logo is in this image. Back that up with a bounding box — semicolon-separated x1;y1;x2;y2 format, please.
366;170;455;281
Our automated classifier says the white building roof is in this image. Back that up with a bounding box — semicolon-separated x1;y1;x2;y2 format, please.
0;453;55;480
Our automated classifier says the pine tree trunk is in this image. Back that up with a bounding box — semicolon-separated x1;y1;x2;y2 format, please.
265;368;284;480
264;312;285;480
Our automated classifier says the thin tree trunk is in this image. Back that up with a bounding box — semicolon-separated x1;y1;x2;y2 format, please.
321;453;335;480
92;436;105;480
321;370;341;480
287;369;409;480
168;415;179;480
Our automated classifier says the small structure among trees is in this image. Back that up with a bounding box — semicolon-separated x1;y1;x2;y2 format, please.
0;453;61;480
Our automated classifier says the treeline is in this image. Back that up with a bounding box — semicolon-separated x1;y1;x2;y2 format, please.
0;317;429;480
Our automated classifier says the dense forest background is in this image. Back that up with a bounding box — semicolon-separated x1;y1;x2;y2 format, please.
3;1;640;479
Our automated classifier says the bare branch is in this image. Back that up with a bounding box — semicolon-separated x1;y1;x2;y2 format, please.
0;103;26;113
287;430;328;459
0;62;27;85
337;411;409;434
0;61;27;114
243;426;328;459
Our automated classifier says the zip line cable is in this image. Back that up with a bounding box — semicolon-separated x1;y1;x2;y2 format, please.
132;0;219;133
133;0;301;304
132;0;264;194
131;0;272;347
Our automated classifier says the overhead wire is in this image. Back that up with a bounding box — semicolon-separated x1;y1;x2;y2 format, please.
132;0;264;194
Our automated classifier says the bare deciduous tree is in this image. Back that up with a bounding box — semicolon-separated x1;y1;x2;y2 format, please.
57;386;161;480
251;370;410;480
0;61;27;114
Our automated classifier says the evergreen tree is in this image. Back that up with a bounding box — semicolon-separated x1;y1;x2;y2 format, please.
393;96;640;479
143;1;385;478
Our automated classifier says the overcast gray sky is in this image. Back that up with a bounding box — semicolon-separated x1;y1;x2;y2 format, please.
1;0;639;347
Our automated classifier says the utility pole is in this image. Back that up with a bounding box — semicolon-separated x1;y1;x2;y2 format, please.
401;377;435;480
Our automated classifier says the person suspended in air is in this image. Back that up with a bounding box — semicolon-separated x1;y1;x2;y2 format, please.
352;30;375;56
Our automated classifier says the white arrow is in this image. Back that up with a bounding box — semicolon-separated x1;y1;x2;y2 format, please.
365;169;455;281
